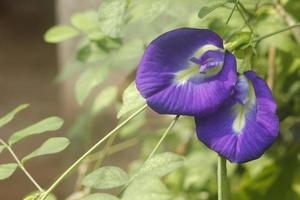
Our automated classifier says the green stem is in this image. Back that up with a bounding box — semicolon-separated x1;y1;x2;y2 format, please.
40;104;147;200
118;115;180;197
0;139;44;192
236;3;254;33
218;155;230;200
226;0;238;25
254;23;300;43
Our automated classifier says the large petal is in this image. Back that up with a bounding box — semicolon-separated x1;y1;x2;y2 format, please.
136;28;237;115
195;71;279;163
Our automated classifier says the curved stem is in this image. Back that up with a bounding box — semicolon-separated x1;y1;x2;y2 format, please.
226;0;238;25
254;23;300;43
118;115;180;197
40;104;147;200
0;139;44;192
218;155;230;200
236;3;254;33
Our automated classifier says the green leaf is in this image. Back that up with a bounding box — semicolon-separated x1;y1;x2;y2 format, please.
22;137;70;163
8;117;64;145
0;163;18;180
198;0;230;18
130;0;170;23
23;192;57;200
0;104;29;128
82;193;119;200
75;67;108;105
82;166;129;189
44;25;79;43
92;86;118;115
122;176;170;200
138;152;184;177
117;82;145;119
98;0;127;38
71;11;99;33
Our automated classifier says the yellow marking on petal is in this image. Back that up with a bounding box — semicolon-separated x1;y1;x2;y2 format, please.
232;104;246;133
175;64;199;83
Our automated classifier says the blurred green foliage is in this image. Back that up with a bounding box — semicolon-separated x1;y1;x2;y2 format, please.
41;0;300;199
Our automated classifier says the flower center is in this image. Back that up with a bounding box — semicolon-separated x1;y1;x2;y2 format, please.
174;50;224;84
232;75;256;134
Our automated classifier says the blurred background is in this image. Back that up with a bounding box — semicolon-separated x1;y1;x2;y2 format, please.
0;0;300;199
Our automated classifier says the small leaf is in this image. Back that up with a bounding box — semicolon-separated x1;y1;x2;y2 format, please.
9;117;64;145
92;86;118;115
0;163;18;180
22;137;70;163
82;166;129;189
75;67;108;105
117;82;145;119
76;43;92;62
23;192;57;200
0;145;5;154
0;104;29;128
82;193;119;200
122;176;170;200
44;25;79;43
98;0;127;38
71;11;99;33
138;152;184;177
198;0;230;18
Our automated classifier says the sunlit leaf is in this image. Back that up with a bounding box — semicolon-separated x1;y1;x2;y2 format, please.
198;0;231;18
117;82;146;119
122;176;171;200
91;86;118;115
75;67;108;105
81;193;119;200
71;11;99;33
138;152;184;177
44;25;79;43
98;0;127;38
22;137;70;163
82;166;129;189
0;163;18;180
8;117;64;145
131;0;170;23
0;104;29;128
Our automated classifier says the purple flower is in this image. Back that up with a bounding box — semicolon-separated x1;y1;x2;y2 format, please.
136;28;237;116
195;71;279;163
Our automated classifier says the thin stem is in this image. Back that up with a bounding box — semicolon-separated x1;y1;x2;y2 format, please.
236;3;254;33
40;104;147;200
0;139;44;192
254;23;300;43
118;115;180;197
225;0;238;25
218;155;230;200
147;115;180;159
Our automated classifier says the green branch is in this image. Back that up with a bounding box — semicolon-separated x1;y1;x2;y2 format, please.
40;104;148;200
218;155;230;200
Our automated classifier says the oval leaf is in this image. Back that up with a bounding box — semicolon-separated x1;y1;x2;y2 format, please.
0;104;29;128
82;166;129;189
75;67;108;105
82;193;119;200
122;176;170;200
117;82;145;119
44;25;79;43
22;137;70;163
0;163;18;180
71;11;99;33
98;0;127;38
92;86;118;115
138;152;184;177
9;117;64;145
198;0;229;18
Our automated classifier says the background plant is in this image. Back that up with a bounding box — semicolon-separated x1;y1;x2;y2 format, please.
0;0;300;199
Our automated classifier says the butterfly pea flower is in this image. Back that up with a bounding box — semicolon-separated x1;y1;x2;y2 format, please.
195;71;279;163
136;28;237;116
